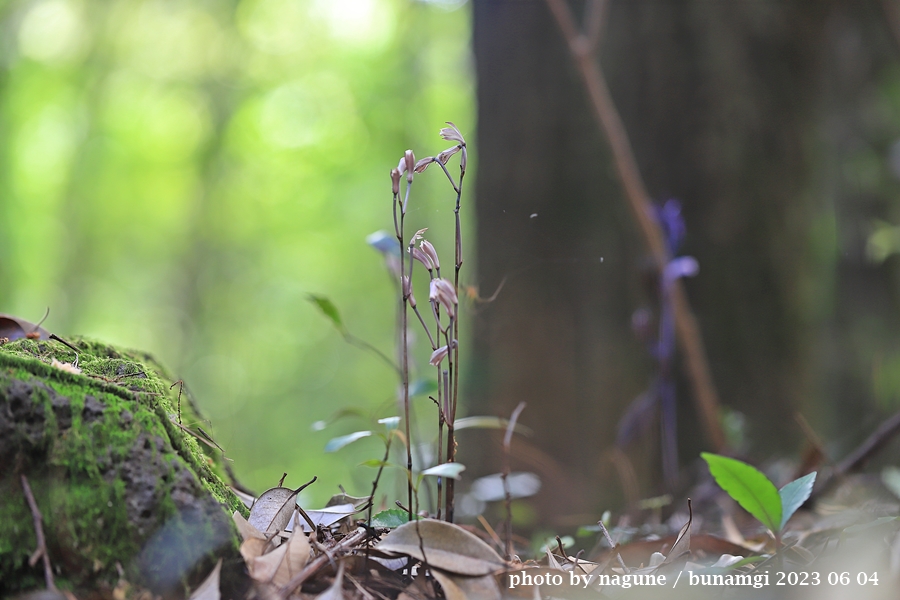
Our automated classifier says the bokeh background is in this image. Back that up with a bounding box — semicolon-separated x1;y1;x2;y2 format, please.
0;0;473;505
4;0;900;530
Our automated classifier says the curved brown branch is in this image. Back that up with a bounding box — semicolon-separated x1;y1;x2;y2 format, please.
21;475;56;592
544;0;726;451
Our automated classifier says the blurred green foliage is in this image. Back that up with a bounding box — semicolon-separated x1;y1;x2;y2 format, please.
0;0;473;505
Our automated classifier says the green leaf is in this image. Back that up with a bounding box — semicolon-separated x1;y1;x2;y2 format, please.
778;471;816;530
701;453;782;533
371;508;410;528
421;462;466;479
324;430;372;452
308;294;345;332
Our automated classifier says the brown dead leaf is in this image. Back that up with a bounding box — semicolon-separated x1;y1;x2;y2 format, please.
0;314;50;340
249;487;299;534
315;561;345;600
376;519;506;576
431;568;501;600
233;511;265;542
240;537;270;565
248;543;287;583
189;559;221;600
244;528;311;587
273;529;312;587
661;499;692;565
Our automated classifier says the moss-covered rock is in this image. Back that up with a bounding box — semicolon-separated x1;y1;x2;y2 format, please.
0;337;249;598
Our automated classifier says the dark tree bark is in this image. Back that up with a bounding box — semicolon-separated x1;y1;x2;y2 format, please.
465;0;876;520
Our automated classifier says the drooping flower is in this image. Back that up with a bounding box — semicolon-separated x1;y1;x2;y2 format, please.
420;240;440;271
429;278;458;316
439;122;465;145
411;246;434;271
429;345;449;366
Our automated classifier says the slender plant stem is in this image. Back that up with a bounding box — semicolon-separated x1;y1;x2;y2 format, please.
543;0;725;451
445;165;465;522
398;182;413;524
366;434;392;526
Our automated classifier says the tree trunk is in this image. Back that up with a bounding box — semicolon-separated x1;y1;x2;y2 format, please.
467;0;837;520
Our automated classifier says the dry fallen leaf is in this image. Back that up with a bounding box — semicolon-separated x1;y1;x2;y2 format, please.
271;529;311;587
287;504;357;532
315;561;345;600
661;499;692;566
376;519;506;576
233;511;265;542
249;487;299;534
431;568;501;600
188;559;221;600
248;541;288;583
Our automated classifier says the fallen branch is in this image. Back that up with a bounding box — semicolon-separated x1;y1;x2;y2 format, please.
815;410;900;499
279;527;368;599
835;409;900;475
21;475;56;592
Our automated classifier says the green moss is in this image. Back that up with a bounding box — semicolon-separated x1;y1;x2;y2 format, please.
0;336;247;596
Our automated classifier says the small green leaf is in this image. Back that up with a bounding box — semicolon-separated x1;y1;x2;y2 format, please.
421;462;466;479
371;508;410;528
778;471;816;530
308;294;345;331
701;453;782;533
324;430;372;452
378;416;401;430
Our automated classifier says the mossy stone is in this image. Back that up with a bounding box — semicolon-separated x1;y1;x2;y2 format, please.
0;337;249;597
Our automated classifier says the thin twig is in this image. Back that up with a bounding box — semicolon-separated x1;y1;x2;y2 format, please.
49;333;80;368
279;527;367;598
596;517;629;574
21;475;56;591
836;409;900;475
366;433;393;526
812;409;900;499
543;0;725;451
502;402;527;559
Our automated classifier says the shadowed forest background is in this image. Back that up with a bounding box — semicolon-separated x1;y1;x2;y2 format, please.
3;0;900;533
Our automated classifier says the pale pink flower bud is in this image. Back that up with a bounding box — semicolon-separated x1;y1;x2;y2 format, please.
429;345;449;366
420;240;440;270
402;276;416;307
404;150;415;182
460;146;467;174
390;168;401;195
429;278;458;316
